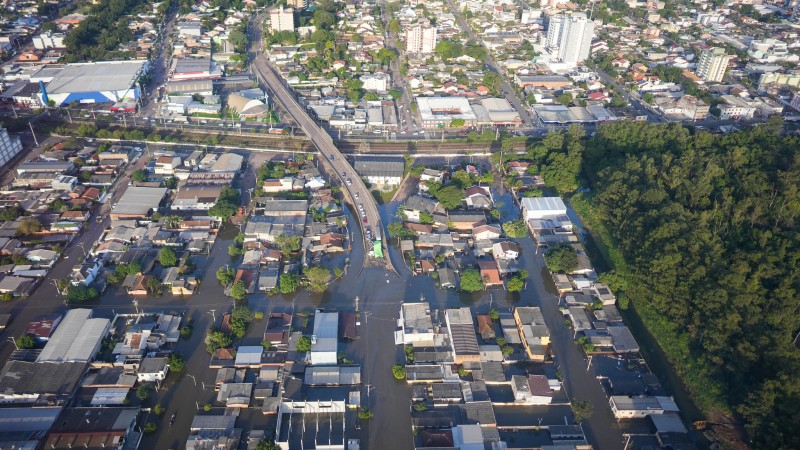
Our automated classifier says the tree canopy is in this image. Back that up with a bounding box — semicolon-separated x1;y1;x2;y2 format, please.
434;185;464;210
159;247;177;267
459;269;483;292
570;119;800;449
544;244;579;273
305;266;332;293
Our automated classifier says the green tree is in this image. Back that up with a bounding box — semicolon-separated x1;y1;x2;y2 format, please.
229;280;248;300
153;404;165;416
392;364;406;380
387;221;415;241
297;336;312;352
205;329;233;353
450;170;472;189
67;284;99;303
159;247;177;267
16;218;42;235
216;267;235;286
143;422;157;433
572;399;593;423
131;169;148;182
17;335;35;349
502;219;528;238
255;440;280;450
489;309;500;321
168;352;185;372
305;265;332;293
507;276;525;292
358;408;374;420
279;273;300;293
388;88;402;99
274;233;301;255
136;384;151;401
434;185;464;210
388;18;401;34
544;244;579;273
459;269;483;292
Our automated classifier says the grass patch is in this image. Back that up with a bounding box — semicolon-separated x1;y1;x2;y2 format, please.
371;187;397;205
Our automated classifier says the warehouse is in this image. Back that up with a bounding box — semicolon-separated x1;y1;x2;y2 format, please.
416;97;478;128
171;56;222;81
38;60;147;106
36;309;110;363
110;186;167;220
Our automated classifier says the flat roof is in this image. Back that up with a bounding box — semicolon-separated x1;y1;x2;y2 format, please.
112;187;167;216
521;197;567;213
46;61;146;94
417;96;477;121
37;309;110;363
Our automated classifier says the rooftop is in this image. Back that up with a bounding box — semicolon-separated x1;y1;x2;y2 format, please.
45;61;146;94
111;187;167;216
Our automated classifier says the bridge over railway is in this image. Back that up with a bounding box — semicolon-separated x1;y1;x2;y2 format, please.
247;18;394;273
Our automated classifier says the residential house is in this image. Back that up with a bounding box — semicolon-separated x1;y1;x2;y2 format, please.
491;241;520;260
438;268;457;289
472;225;501;241
514;307;550;361
26;313;62;341
476;314;496;340
137;357;168;382
478;261;503;288
447;212;486;232
463;186;493;210
71;259;101;286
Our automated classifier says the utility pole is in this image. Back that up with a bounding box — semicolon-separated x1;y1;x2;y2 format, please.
208;309;216;323
28;121;38;146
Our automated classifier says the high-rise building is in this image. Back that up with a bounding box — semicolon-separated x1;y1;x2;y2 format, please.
545;14;565;49
287;0;308;9
270;6;295;33
0;127;23;169
696;48;731;82
557;13;594;66
405;21;437;55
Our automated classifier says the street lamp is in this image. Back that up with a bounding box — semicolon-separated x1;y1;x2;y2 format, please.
7;337;17;350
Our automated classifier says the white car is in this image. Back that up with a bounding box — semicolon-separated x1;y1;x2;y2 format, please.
354;193;359;199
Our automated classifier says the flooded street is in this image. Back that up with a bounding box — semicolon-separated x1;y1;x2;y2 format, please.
0;155;629;450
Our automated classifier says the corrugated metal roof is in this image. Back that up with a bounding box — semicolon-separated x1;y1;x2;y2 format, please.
37;309;109;363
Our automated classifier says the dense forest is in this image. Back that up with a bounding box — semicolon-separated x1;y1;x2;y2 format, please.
536;120;800;449
62;0;150;62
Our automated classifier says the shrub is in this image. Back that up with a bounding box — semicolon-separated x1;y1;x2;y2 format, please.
297;336;312;352
143;422;157;433
392;364;406;380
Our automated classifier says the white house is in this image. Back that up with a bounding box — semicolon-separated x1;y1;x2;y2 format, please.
491;241;520;260
395;302;435;345
361;72;389;92
137;356;169;382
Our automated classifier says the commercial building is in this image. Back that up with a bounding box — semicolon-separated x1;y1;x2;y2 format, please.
32;31;65;49
405;20;437;54
361;72;389;92
110;186;167;220
416;97;478;128
36;309;110;363
521;197;567;221
696;48;731;83
547;13;594;66
0;127;23;169
270;6;295;32
0;360;87;405
43;408;140;450
310;312;338;365
227;93;269;118
353;156;404;187
718;95;757;120
445;308;480;364
172;56;222;81
37;60;147;106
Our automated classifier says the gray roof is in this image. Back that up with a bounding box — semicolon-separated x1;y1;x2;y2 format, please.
304;365;361;385
139;357;168;374
0;361;87;399
354;156;405;178
190;415;236;431
0;407;60;432
167;79;213;94
36;309;110;363
45;61;146;94
460;401;496;425
112;187;167;216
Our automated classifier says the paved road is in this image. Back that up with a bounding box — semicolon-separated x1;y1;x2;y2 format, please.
247;14;393;271
445;0;535;128
139;6;178;118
